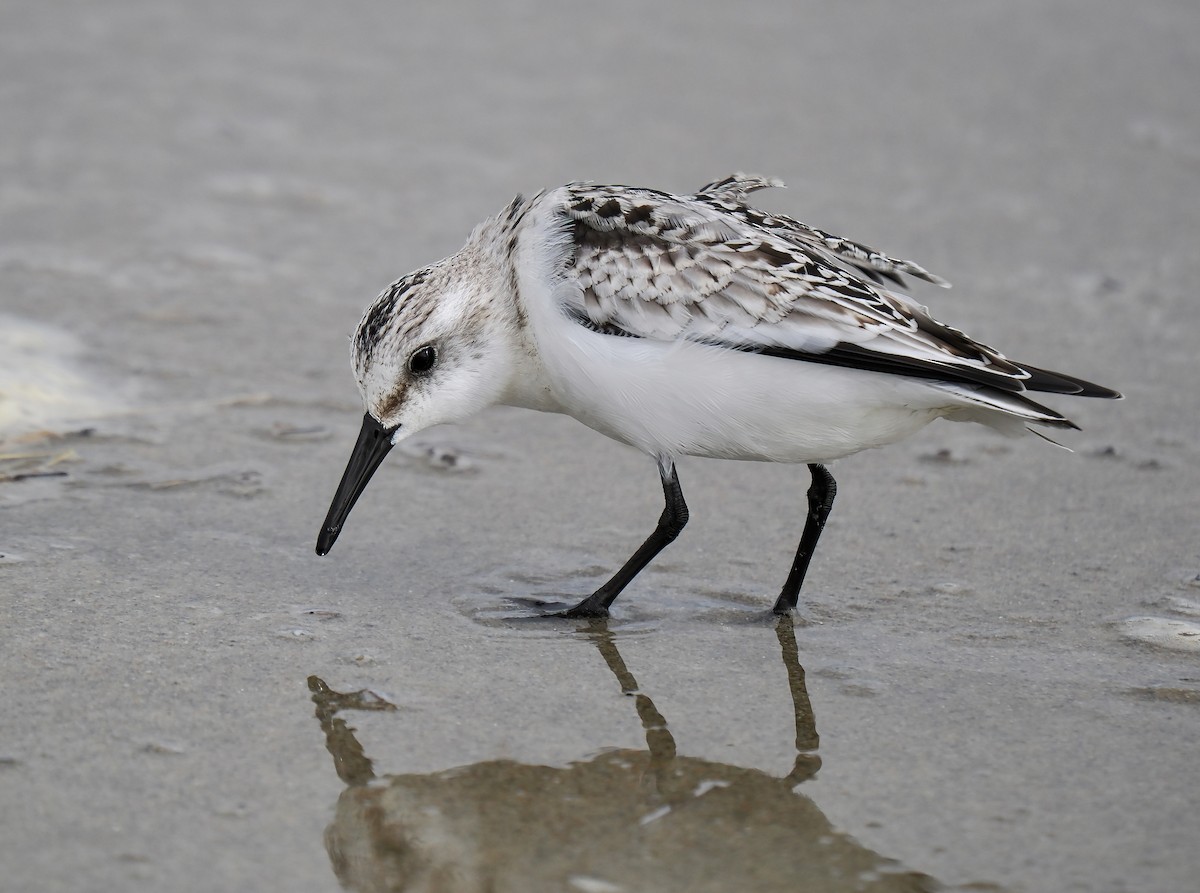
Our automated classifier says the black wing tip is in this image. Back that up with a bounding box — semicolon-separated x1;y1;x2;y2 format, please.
752;343;1124;406
1019;364;1123;399
761;341;1031;393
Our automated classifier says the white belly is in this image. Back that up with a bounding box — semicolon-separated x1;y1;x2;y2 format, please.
524;324;950;463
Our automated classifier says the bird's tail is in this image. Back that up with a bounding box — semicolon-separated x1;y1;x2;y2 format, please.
936;360;1120;438
935;382;1082;435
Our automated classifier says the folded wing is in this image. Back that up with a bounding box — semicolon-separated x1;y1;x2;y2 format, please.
559;176;1118;401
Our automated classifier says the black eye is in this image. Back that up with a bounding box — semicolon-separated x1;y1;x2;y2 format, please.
408;345;438;375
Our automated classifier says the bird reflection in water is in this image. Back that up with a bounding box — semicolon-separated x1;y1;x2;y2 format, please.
308;617;940;893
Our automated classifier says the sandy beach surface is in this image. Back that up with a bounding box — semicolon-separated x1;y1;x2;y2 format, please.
3;2;1199;891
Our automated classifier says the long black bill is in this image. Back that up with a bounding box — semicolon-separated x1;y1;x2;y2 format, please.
316;413;396;556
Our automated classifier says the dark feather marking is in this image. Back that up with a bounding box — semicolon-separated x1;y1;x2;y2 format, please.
504;193;526;222
596;198;623;218
757;241;800;268
563;304;638;338
356;269;430;355
625;204;654;225
503;199;530;329
857;265;907;287
909;314;1005;365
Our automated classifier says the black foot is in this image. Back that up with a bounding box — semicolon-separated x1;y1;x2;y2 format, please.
771;599;796;616
562;593;611;619
769;603;813;628
504;596;608;620
505;596;575;615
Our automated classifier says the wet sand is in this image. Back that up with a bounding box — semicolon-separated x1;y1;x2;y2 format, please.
3;2;1199;891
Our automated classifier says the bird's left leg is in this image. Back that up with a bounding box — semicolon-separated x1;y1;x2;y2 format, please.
771;463;837;615
564;458;689;618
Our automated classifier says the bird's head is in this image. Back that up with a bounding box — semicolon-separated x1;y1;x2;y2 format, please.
316;257;519;556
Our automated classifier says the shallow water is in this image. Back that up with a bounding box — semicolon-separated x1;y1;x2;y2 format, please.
311;619;944;893
4;2;1200;891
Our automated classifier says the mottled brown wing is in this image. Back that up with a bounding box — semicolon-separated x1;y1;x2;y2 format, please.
560;181;1037;394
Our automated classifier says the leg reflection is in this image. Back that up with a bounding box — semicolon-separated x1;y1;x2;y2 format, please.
586;619;678;770
579;615;821;785
308;675;395;787
775;614;822;785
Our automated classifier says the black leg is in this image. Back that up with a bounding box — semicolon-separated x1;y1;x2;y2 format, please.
564;459;689;618
771;463;837;615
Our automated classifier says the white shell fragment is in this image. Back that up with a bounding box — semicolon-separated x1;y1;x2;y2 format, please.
1121;617;1200;652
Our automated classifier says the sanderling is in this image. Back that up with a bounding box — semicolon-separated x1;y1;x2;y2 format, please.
316;174;1120;617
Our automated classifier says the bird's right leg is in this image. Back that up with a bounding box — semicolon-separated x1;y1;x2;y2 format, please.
564;458;689;618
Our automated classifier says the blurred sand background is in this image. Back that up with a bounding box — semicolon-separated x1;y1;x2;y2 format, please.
2;2;1199;891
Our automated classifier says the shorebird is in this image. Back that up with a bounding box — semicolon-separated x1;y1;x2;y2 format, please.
316;174;1119;617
